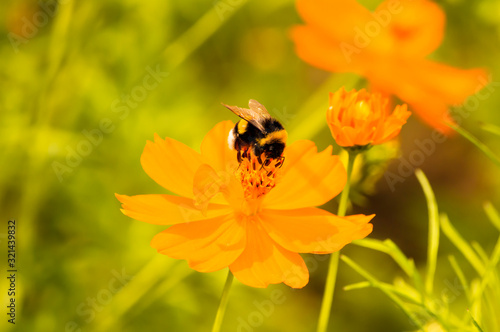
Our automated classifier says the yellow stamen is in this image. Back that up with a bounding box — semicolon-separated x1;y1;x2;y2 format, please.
236;151;283;202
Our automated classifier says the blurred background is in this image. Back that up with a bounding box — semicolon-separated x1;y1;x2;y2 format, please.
1;0;500;331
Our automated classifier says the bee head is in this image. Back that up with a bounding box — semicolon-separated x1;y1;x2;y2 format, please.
263;142;285;159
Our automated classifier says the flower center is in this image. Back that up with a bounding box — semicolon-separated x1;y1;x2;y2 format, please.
352;100;371;120
236;150;283;202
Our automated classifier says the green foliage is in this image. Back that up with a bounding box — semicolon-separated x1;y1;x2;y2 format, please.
345;170;500;332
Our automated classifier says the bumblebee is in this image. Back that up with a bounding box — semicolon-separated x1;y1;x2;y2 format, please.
223;99;287;165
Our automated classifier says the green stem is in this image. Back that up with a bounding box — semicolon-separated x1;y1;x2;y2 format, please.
211;270;234;332
448;123;500;168
337;151;357;218
316;150;358;332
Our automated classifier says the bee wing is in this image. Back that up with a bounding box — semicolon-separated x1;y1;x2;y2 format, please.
248;99;272;120
222;99;271;133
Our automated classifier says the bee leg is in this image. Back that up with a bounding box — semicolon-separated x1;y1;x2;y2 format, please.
275;156;285;168
237;150;242;164
255;148;266;170
259;154;270;171
252;145;263;164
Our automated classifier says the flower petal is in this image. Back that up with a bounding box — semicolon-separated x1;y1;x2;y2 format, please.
376;0;445;58
192;163;234;208
408;100;454;134
401;60;487;105
151;214;246;273
291;0;489;133
263;141;347;209
230;220;308;288
140;133;206;198
290;25;361;73
260;208;374;253
116;193;231;225
200;120;239;173
372;104;411;144
296;0;371;41
368;59;487;131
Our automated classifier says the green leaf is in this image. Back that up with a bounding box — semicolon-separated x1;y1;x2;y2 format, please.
448;123;500;168
440;214;485;275
472;241;490;264
470;232;500;308
92;257;189;331
448;255;471;303
479;121;500;137
352;238;390;254
483;201;500;232
344;279;422;304
469;310;485;332
343;281;371;291
341;255;425;331
384;240;425;297
353;238;417;278
415;169;440;295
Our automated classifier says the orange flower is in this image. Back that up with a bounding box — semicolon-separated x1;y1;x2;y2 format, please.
116;121;374;288
291;0;488;132
328;87;411;147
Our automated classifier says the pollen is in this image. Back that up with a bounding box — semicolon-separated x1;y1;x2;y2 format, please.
236;150;283;200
